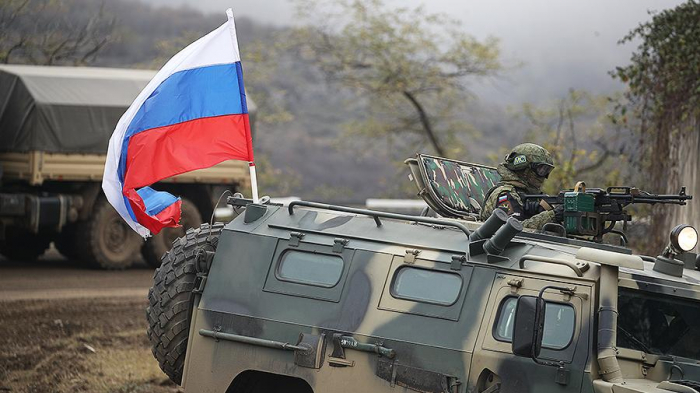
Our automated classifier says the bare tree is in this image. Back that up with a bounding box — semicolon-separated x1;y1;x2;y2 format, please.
289;0;502;158
520;89;631;194
0;0;116;65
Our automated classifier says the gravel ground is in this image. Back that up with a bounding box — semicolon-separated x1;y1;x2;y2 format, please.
0;253;179;393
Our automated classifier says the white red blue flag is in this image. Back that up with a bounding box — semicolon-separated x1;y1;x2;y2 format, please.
102;10;253;237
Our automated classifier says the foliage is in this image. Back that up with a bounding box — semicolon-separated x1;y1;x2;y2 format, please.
289;0;502;158
0;0;116;65
612;0;700;127
254;155;302;197
611;1;700;253
240;41;296;127
518;90;631;195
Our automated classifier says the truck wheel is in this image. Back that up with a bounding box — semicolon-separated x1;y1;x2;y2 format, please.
147;222;223;385
77;197;141;269
0;229;50;261
142;198;202;268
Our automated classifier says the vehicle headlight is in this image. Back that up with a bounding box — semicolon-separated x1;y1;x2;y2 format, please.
670;224;698;253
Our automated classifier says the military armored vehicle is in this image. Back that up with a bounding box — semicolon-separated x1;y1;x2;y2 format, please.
147;154;700;393
0;65;254;268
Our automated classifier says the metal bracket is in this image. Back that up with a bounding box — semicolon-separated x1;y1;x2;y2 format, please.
451;255;466;271
508;278;523;294
469;239;511;263
328;356;355;367
192;273;207;294
289;232;305;247
333;238;349;253
404;249;420;264
507;278;523;288
555;365;570;385
294;333;326;369
482;383;501;393
329;333;352;367
195;249;215;274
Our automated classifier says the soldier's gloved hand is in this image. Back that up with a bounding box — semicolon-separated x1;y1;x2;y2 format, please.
553;204;564;222
523;200;544;216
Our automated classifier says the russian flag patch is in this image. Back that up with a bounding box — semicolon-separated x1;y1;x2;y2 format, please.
497;195;508;204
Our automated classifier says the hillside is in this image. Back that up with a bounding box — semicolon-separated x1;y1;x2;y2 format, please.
0;0;527;201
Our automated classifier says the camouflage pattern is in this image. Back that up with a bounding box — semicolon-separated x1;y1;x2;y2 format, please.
169;203;700;393
420;155;500;215
504;143;554;193
480;164;557;230
148;148;699;393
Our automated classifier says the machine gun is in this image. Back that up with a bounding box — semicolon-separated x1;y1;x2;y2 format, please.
522;183;692;244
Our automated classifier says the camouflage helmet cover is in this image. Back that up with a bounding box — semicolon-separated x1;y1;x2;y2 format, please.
502;143;554;191
504;143;554;167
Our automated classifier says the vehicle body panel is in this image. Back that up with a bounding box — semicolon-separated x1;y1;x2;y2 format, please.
181;203;700;393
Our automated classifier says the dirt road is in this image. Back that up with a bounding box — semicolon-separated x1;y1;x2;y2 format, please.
0;251;179;393
0;252;152;302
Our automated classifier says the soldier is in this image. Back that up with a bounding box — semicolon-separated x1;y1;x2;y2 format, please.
480;143;563;229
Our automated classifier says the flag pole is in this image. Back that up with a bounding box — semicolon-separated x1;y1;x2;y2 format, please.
227;8;260;204
249;163;260;204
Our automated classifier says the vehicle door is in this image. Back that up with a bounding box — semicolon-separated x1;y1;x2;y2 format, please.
469;272;592;393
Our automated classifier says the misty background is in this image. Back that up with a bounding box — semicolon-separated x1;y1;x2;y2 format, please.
6;0;685;201
145;0;683;105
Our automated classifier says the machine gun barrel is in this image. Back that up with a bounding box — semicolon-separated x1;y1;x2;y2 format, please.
523;187;692;206
605;186;692;205
609;197;689;205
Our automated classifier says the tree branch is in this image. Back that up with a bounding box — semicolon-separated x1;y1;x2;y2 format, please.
402;90;445;156
575;148;611;175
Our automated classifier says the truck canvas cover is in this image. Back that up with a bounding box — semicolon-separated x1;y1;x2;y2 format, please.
0;65;155;154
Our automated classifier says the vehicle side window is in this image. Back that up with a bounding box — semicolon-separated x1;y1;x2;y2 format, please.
618;288;700;360
494;297;518;340
494;296;575;350
391;266;462;306
542;303;576;349
276;250;344;288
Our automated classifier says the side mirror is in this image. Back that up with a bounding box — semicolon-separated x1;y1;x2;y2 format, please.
512;296;545;359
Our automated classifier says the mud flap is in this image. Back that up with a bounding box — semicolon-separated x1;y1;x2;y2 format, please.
376;358;460;393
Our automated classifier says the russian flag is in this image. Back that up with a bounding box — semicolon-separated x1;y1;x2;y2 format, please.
102;10;253;238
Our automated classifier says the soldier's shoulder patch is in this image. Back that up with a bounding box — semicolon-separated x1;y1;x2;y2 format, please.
496;194;512;211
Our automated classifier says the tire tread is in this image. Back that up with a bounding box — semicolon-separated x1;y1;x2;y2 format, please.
146;222;224;385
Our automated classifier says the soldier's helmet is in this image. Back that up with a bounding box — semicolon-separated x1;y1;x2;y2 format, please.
503;143;554;191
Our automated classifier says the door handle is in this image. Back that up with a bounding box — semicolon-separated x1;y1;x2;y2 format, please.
328;333;396;367
335;333;396;358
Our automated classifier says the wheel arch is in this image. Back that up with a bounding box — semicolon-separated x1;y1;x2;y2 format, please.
226;370;314;393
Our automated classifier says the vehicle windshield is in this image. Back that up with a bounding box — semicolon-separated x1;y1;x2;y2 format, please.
617;288;700;360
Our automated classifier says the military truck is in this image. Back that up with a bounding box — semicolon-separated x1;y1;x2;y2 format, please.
147;154;700;393
0;65;253;268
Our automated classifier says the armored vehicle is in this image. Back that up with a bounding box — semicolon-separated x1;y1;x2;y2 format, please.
0;65;254;268
147;154;700;393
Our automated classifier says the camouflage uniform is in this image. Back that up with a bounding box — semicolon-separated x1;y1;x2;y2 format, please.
480;144;559;230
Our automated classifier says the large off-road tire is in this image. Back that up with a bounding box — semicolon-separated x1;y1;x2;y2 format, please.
76;196;141;269
147;222;223;385
0;229;51;261
142;198;202;268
